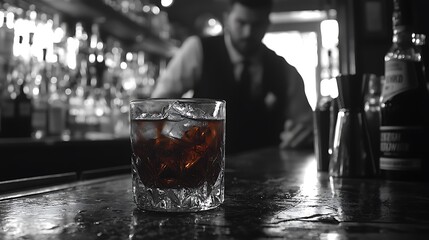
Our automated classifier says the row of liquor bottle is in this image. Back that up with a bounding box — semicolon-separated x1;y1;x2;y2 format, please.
0;3;165;139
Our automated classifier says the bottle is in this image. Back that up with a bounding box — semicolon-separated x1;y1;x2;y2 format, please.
15;75;32;137
364;74;382;174
412;33;428;88
47;59;68;137
68;61;86;138
380;0;429;181
0;4;14;57
31;48;49;139
0;70;16;138
0;7;16;138
313;84;332;172
67;22;88;138
0;9;9;136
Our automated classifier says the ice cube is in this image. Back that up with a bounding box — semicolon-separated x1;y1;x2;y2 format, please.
162;120;190;139
161;118;205;140
160;101;209;139
167;112;184;121
188;106;207;119
163;101;207;120
131;121;162;140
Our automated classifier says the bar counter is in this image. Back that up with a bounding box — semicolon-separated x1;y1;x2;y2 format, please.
0;135;130;181
1;147;429;239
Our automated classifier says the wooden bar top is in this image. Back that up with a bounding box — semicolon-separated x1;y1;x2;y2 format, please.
1;147;428;239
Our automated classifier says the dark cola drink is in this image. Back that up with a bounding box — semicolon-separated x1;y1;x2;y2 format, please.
130;99;226;212
131;119;224;189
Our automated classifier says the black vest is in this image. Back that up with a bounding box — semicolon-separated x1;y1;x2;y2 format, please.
194;35;294;154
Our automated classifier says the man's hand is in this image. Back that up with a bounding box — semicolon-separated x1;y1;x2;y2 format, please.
280;120;313;149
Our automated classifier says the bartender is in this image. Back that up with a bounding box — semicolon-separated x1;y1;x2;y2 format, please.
151;0;313;154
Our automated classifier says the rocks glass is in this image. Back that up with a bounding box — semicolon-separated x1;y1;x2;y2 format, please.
130;99;226;212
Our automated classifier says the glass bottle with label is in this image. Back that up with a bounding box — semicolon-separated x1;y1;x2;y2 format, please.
380;0;429;181
15;74;32;138
31;49;49;139
47;63;67;137
412;33;428;88
0;70;16;138
364;74;382;175
0;8;14;137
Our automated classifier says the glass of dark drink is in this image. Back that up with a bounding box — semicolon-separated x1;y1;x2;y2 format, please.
130;99;226;212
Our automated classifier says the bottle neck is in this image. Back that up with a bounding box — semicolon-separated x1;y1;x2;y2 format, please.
391;0;413;44
392;26;413;44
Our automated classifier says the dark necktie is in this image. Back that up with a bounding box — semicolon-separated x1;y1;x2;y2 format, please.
239;61;252;99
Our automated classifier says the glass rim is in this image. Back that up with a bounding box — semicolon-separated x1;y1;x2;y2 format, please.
130;98;226;105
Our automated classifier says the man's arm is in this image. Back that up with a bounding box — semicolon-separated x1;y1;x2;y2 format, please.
151;36;203;98
280;65;314;149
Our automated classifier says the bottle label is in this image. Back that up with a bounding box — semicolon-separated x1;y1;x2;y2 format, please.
380;126;425;171
382;60;418;102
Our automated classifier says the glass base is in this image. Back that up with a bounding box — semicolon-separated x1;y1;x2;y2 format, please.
132;169;224;212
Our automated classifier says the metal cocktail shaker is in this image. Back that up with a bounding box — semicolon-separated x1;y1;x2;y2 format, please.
329;74;376;178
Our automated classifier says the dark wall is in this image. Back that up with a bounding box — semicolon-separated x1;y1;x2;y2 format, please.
354;0;392;76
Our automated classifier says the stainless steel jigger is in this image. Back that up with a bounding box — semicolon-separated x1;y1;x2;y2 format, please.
329;74;376;178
